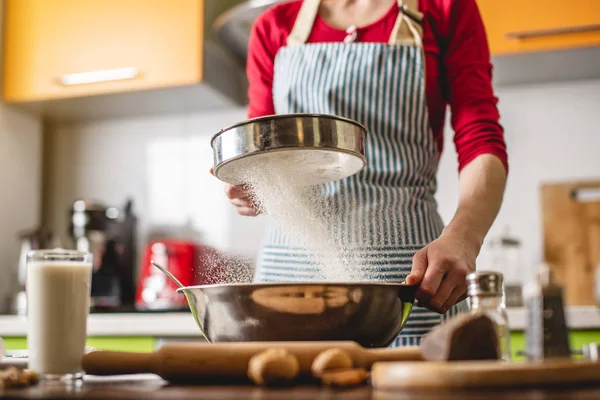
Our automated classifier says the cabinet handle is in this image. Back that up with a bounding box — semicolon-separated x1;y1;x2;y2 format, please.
571;187;600;203
58;67;140;86
505;23;600;40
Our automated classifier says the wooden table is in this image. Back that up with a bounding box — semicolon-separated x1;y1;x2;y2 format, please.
3;375;600;399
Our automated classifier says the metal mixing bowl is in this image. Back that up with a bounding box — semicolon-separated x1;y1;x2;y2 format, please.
211;114;367;186
177;282;417;348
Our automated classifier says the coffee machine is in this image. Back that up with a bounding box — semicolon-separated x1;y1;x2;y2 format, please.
69;199;137;310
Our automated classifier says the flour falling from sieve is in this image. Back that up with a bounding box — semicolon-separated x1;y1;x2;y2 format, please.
235;155;370;282
199;251;255;284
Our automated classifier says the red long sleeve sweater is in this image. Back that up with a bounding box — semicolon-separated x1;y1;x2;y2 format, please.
246;0;508;172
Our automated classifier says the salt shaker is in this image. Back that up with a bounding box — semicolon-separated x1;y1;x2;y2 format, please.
467;271;512;361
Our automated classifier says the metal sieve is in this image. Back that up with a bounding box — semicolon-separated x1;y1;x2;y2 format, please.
211;114;367;186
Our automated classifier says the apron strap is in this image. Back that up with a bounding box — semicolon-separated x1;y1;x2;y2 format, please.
388;0;424;47
286;0;424;47
287;0;321;46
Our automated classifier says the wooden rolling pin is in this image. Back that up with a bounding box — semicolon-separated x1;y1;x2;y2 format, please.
82;341;422;382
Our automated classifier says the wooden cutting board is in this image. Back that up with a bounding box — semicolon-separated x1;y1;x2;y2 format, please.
541;180;600;305
372;359;600;390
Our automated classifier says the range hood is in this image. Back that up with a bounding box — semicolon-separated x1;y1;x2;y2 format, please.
213;0;282;66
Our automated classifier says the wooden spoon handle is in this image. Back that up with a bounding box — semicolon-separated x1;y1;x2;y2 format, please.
82;351;155;376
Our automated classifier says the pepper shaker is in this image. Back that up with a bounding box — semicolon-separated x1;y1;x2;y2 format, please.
522;263;571;361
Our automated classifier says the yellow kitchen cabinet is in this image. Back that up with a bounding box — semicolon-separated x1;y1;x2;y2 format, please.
477;0;600;55
3;0;204;102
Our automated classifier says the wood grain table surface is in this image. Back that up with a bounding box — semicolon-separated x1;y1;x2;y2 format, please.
2;375;600;400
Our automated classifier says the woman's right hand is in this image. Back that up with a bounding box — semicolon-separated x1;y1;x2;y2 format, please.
224;183;260;217
211;168;260;217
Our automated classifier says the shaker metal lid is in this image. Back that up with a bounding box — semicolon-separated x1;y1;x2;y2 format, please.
467;271;504;296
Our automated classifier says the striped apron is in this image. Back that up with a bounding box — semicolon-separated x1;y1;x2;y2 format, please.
254;0;468;346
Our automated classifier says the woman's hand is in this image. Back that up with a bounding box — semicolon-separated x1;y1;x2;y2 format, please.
225;184;260;216
405;228;479;313
211;168;260;217
406;154;507;313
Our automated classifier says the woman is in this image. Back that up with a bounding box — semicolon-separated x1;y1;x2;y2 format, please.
222;0;508;346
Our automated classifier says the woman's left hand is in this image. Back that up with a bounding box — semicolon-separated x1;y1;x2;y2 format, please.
405;230;480;313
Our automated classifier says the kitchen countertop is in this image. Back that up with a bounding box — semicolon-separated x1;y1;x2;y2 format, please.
1;306;600;337
2;376;600;399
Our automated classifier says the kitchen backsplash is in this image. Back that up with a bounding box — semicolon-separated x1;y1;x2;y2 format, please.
438;79;600;280
37;78;600;283
42;108;266;260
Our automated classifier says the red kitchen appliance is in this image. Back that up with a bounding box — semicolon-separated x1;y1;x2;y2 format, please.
135;239;226;310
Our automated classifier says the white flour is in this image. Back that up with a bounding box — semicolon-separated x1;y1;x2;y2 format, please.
199;251;255;284
217;149;365;187
235;153;369;282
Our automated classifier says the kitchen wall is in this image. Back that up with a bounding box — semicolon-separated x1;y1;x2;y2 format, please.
0;107;42;310
437;79;600;280
0;1;43;311
42;108;265;261
42;78;600;281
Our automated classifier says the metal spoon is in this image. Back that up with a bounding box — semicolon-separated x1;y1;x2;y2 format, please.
151;260;185;288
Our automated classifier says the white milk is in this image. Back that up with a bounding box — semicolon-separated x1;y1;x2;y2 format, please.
27;261;92;376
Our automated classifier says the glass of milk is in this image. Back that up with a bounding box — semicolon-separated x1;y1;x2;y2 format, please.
26;249;92;381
